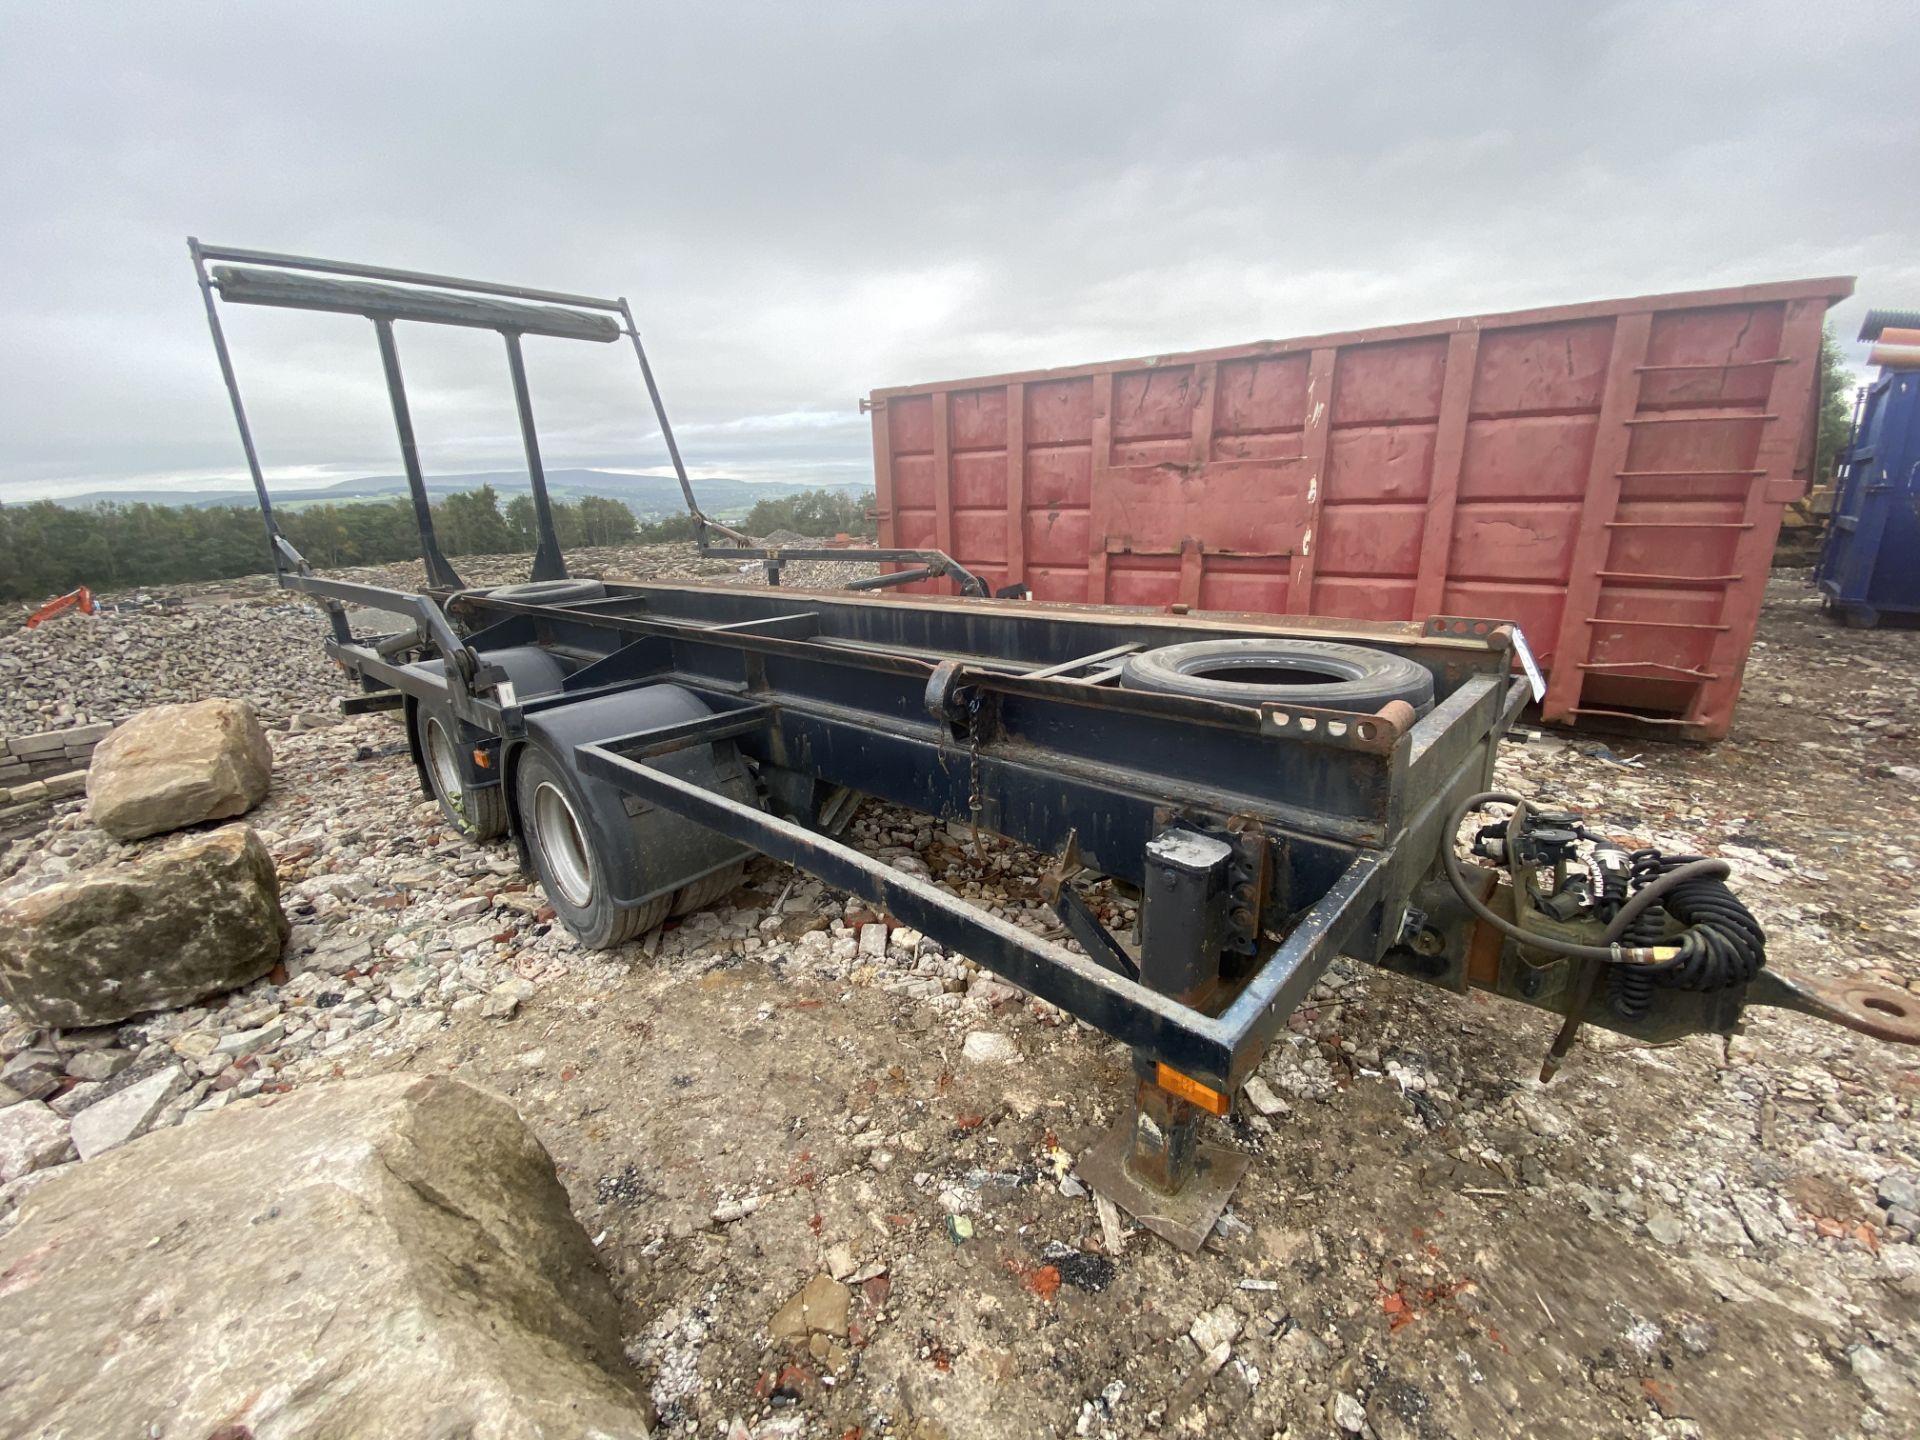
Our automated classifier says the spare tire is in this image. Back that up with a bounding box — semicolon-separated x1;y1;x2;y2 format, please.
487;578;608;605
1120;637;1434;714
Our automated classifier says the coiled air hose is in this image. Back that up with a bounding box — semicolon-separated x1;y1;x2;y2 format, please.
1611;848;1664;1018
1610;847;1768;1017
1445;791;1700;964
1443;791;1766;991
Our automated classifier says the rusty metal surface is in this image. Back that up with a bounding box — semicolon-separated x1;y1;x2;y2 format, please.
1867;343;1920;370
867;278;1854;739
1748;966;1920;1046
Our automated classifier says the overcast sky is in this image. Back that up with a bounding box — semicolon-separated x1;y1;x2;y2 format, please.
2;1;1915;504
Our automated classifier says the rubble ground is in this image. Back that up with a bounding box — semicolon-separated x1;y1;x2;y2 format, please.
4;558;1920;1439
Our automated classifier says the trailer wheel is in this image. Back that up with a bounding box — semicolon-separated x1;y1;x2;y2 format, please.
413;704;508;841
669;860;749;916
1120;638;1434;714
516;746;670;948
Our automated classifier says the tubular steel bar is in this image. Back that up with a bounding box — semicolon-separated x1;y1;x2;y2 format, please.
700;545;991;598
187;237;283;572
373;318;462;590
192;241;627;311
193;240;997;601
502;332;568;583
193;240;643;600
576;736;1366;1089
616;295;706;526
212;267;622;342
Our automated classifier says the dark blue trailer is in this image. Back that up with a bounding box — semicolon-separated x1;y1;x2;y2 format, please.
1819;361;1920;626
188;241;1920;1249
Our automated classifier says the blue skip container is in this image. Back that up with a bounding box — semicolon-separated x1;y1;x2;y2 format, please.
1818;363;1920;627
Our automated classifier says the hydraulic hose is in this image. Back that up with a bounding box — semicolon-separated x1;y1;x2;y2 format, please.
1441;791;1720;965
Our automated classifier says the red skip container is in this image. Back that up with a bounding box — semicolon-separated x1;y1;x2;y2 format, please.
867;277;1852;740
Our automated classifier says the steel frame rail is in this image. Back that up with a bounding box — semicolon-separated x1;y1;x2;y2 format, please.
577;733;1388;1088
291;570;1529;1094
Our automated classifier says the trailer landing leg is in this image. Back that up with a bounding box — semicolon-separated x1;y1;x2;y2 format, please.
1079;1075;1250;1253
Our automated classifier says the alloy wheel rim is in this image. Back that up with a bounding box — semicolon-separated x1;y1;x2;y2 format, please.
532;780;594;908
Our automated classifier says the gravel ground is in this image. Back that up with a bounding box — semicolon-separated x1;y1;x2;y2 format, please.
0;542;878;736
2;567;1918;1439
0;597;344;734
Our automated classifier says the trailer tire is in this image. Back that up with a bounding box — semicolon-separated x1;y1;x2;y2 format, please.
1119;638;1434;714
669;860;749;916
487;579;608;605
516;746;668;948
412;703;509;841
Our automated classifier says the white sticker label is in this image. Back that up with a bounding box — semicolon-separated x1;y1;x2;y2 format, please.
1511;627;1546;701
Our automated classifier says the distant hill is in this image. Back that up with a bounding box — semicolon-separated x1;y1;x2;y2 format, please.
44;470;867;521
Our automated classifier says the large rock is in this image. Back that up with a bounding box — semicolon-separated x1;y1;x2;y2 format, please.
0;825;288;1028
0;1074;650;1438
85;697;273;840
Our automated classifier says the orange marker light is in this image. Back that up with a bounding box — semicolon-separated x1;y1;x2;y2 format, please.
1155;1063;1230;1116
471;748;492;769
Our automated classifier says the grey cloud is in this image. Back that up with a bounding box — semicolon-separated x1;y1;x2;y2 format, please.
2;0;1915;501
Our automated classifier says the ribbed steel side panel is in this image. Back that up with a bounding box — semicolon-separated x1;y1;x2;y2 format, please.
1817;368;1920;625
868;277;1853;739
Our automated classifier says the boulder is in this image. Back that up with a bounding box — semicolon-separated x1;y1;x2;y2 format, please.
0;825;288;1028
0;1073;651;1438
85;697;273;840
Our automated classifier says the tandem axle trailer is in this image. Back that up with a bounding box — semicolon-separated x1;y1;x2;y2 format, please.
191;241;1920;1249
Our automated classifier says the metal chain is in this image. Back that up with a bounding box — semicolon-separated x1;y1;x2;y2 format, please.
965;689;986;857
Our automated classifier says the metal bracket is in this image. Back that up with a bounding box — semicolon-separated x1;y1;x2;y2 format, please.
1140;827;1236;1011
1256;699;1415;753
1423;615;1514;651
1055;885;1140;982
923;660;977;730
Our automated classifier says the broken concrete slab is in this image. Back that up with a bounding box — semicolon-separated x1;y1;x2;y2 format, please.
0;825;288;1028
85;697;274;840
69;1066;187;1160
0;1073;651;1437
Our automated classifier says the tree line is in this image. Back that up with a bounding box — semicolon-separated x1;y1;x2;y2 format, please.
0;484;876;602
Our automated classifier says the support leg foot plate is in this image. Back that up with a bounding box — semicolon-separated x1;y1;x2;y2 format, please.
1077;1115;1250;1254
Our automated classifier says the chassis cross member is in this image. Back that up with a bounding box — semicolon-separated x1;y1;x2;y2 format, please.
191;242;1920;1250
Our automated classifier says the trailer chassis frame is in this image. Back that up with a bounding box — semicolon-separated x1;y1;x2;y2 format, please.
308;573;1532;1105
189;241;1920;1249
